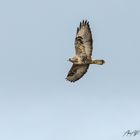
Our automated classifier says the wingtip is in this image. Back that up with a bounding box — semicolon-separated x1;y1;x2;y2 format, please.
81;19;90;26
77;27;79;33
80;22;82;28
65;77;74;83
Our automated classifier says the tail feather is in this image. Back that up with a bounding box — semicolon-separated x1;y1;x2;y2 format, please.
91;59;105;65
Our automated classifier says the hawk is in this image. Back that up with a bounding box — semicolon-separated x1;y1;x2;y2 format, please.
66;20;105;82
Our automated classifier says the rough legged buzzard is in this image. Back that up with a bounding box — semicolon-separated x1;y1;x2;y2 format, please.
66;20;105;82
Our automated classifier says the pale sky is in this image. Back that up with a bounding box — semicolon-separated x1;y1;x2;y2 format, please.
0;0;140;140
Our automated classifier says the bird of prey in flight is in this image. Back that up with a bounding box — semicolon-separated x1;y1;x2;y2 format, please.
66;20;105;82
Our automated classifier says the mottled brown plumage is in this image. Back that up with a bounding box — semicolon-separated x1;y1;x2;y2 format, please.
66;20;105;82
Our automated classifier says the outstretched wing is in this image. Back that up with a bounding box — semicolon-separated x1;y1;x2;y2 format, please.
66;64;89;82
75;20;93;58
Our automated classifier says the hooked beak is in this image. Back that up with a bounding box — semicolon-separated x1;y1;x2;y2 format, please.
68;58;72;62
67;58;73;62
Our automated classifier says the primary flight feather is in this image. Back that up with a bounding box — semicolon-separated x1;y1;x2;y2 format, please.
66;20;105;82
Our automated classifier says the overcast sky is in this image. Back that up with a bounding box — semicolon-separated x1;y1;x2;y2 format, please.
0;0;140;140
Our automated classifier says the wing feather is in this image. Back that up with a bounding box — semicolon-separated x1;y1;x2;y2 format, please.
66;64;89;82
75;20;93;57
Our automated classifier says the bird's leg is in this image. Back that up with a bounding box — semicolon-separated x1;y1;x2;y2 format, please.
90;59;105;65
